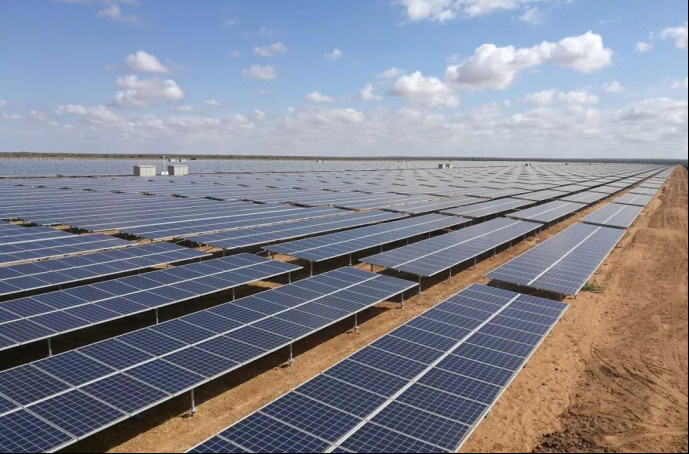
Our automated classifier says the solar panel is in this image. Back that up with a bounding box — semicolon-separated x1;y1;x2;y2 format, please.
514;189;569;202
188;210;404;251
361;217;540;277
613;192;654;207
190;284;567;453
559;190;609;205
0;267;415;453
441;197;534;219
507;200;587;224
0;253;300;351
487;222;626;295
0;242;208;298
579;203;644;229
265;214;469;263
0;233;131;266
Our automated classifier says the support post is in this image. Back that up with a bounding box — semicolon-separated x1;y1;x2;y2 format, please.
399;292;404;309
447;268;452;283
310;261;313;277
348;253;352;266
155;308;159;324
232;287;236;301
48;338;52;357
288;343;294;366
353;313;359;333
473;257;477;269
190;389;197;415
417;276;422;300
288;272;292;284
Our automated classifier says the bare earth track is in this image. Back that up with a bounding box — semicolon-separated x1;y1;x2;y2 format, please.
66;166;688;453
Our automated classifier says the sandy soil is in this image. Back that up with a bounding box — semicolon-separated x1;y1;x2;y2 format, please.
64;167;688;453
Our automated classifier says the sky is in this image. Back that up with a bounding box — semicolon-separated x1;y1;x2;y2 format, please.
0;0;687;159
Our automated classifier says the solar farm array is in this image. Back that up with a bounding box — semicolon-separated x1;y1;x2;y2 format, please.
0;161;672;452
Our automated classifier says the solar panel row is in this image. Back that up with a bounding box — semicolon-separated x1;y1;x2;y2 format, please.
486;223;626;295
265;214;469;263
188;284;567;453
579;203;644;229
0;254;300;351
441;197;534;219
0;242;208;298
0;268;416;453
0;234;131;266
361;217;541;277
187;210;404;252
506;200;586;224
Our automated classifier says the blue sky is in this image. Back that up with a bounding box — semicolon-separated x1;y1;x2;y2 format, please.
0;0;687;158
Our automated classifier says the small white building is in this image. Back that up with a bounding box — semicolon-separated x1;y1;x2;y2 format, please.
168;164;189;176
133;165;156;177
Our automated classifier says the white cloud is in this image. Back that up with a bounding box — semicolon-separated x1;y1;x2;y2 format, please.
399;0;548;22
113;75;184;107
54;104;124;125
0;100;6;108
661;23;688;49
124;51;168;74
324;48;343;60
27;97;684;159
391;71;459;108
241;65;278;80
203;99;222;106
603;80;625;94
635;41;653;53
251;110;266;120
446;31;613;89
253;42;287;57
671;77;688;90
517;7;543;25
360;84;382;101
377;67;406;78
524;89;599;106
228;50;241;58
305;91;334;103
96;4;141;24
223;19;239;27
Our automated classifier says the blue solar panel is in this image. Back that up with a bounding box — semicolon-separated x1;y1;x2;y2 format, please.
265;214;468;262
33;350;116;386
261;392;362;441
0;254;300;352
218;412;329;453
0;365;71;406
125;360;204;394
361;217;540;277
79;338;155;370
338;422;441;453
81;374;168;414
370;401;469;451
0;409;74;452
190;284;567;453
487;223;625;295
0;267;416;453
28;390;126;439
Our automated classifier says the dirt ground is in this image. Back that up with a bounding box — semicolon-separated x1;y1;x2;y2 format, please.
66;167;688;454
